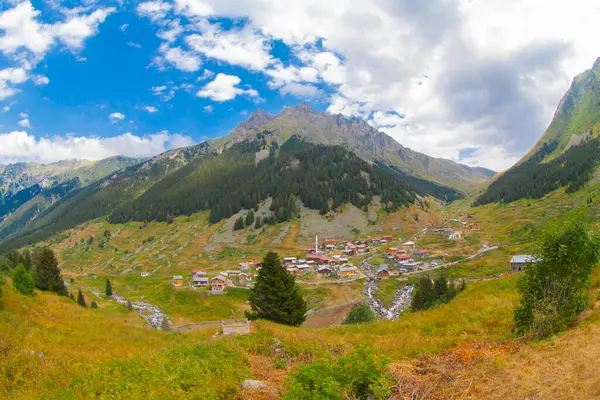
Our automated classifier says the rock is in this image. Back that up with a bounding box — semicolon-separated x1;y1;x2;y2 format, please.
240;380;267;390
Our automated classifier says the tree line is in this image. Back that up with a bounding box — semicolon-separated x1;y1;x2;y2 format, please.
475;138;600;206
109;137;417;227
410;272;466;311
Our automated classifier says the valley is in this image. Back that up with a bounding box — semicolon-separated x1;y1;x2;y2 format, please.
4;58;600;399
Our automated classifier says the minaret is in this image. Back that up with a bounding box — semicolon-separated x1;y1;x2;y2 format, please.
315;235;319;253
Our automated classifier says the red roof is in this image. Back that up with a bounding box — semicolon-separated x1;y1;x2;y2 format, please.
306;254;329;261
396;254;410;260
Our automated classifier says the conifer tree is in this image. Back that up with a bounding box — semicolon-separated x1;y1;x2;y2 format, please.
411;275;434;311
13;264;35;295
245;210;255;227
33;248;67;296
127;300;133;311
233;216;244;231
246;251;307;326
77;289;87;308
105;279;113;297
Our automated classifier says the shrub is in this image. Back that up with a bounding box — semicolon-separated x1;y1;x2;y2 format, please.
342;303;375;325
284;344;392;400
274;360;287;369
13;264;35;296
90;301;98;309
77;289;87;308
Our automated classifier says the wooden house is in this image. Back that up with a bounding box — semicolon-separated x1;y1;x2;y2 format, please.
338;264;358;278
377;264;390;279
296;264;311;275
172;275;184;287
317;266;333;277
413;249;431;259
210;276;226;293
192;276;209;287
238;273;249;286
191;269;207;277
282;257;298;266
286;265;299;275
382;235;393;242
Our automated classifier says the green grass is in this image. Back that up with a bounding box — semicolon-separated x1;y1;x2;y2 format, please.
375;279;409;307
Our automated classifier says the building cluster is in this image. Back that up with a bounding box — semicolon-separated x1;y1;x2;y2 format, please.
171;260;263;294
377;240;433;277
281;254;360;279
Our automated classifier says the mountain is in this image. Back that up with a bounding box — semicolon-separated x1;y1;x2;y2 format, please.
475;58;600;206
222;103;495;192
0;156;143;241
0;105;486;249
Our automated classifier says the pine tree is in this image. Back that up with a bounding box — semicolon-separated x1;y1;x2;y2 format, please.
245;210;255;227
246;251;307;326
105;279;113;297
77;289;87;308
411;275;434;311
127;300;133;311
233;216;244;231
33;248;67;296
12;264;35;295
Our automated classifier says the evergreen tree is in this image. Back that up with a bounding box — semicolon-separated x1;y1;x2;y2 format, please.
255;216;262;229
90;301;98;309
127;300;134;311
105;279;113;297
245;210;255;227
77;289;87;308
69;293;75;301
33;248;67;296
246;251;307;326
12;264;35;295
411;275;434;311
233;216;244;231
433;273;449;303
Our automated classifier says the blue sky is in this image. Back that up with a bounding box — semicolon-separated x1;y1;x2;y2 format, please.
0;0;599;170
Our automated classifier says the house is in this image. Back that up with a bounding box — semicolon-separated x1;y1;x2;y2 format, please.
172;275;184;287
395;253;411;261
305;248;317;255
296;264;311;274
325;244;336;251
343;249;356;256
192;276;209;287
238;262;251;270
338;264;359;278
385;247;398;255
400;260;422;272
377;264;390;279
238;273;250;286
283;257;298;266
510;255;537;273
191;269;207;277
469;223;480;231
141;272;151;277
222;318;250;335
382;235;393;242
401;241;416;253
227;270;241;276
286;265;299;275
210;276;226;293
307;254;329;265
413;249;431;259
329;255;343;266
317;266;333;277
448;231;463;240
357;244;368;254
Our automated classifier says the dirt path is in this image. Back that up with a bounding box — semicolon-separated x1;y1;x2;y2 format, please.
302;302;359;328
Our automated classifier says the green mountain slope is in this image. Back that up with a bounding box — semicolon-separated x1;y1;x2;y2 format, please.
476;58;600;205
221;104;495;192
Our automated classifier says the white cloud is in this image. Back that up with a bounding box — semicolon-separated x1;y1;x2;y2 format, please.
156;43;202;72
197;69;214;81
32;75;49;85
279;82;322;98
0;2;54;57
196;73;258;102
203;105;214;113
0;67;29;100
119;23;129;32
18;118;30;128
0;130;195;164
185;21;274;71
52;7;116;50
76;55;87;62
127;42;142;48
2;105;10;112
109;112;125;122
19;112;28;118
144;106;158;112
137;1;173;21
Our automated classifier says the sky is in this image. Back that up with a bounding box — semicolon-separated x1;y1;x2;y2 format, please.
0;0;599;171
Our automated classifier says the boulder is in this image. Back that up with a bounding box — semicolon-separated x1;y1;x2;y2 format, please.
240;380;267;390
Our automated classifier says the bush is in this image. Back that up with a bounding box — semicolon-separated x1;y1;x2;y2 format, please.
90;301;98;309
284;344;393;400
513;212;600;339
274;360;287;369
13;264;35;296
342;303;375;325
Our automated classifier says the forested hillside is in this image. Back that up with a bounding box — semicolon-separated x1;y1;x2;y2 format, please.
475;138;600;205
110;137;416;226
